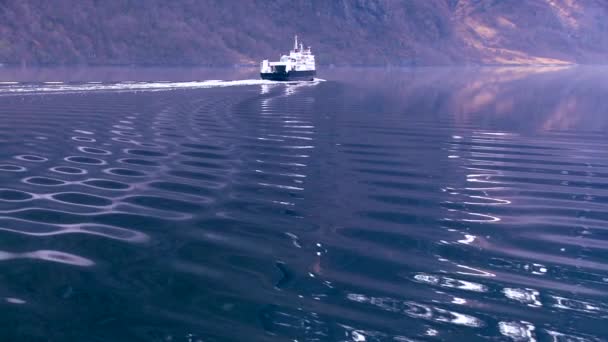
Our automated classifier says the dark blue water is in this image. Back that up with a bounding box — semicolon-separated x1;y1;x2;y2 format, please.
0;67;607;341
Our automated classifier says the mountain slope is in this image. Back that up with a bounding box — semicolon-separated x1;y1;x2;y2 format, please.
0;0;606;66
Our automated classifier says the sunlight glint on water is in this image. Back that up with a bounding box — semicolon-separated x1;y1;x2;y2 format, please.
0;67;606;341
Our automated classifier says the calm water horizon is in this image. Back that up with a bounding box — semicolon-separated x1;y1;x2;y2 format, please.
0;66;607;341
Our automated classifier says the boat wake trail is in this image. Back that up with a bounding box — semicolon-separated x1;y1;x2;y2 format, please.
0;78;326;95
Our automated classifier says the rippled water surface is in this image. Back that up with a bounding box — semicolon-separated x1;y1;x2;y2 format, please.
1;67;607;341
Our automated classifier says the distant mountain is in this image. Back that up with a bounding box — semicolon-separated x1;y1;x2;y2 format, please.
1;0;607;66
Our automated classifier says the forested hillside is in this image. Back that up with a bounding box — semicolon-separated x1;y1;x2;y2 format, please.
1;0;607;66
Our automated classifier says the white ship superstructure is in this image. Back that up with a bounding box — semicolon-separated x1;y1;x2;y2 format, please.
260;35;316;81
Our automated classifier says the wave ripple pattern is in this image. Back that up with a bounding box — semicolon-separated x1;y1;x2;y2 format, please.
0;69;607;342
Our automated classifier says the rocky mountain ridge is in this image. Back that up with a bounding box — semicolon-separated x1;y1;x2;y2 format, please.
0;0;606;66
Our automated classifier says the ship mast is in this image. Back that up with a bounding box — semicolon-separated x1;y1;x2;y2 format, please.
294;35;298;51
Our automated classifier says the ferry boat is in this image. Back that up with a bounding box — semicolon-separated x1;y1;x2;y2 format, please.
260;36;316;81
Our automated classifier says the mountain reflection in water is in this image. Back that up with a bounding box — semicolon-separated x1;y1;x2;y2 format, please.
0;66;606;341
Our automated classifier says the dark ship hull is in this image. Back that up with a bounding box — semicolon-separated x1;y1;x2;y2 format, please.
260;70;316;81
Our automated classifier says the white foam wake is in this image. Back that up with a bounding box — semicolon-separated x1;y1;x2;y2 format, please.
0;78;326;95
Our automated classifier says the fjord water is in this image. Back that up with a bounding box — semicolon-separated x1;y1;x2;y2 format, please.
0;67;607;341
